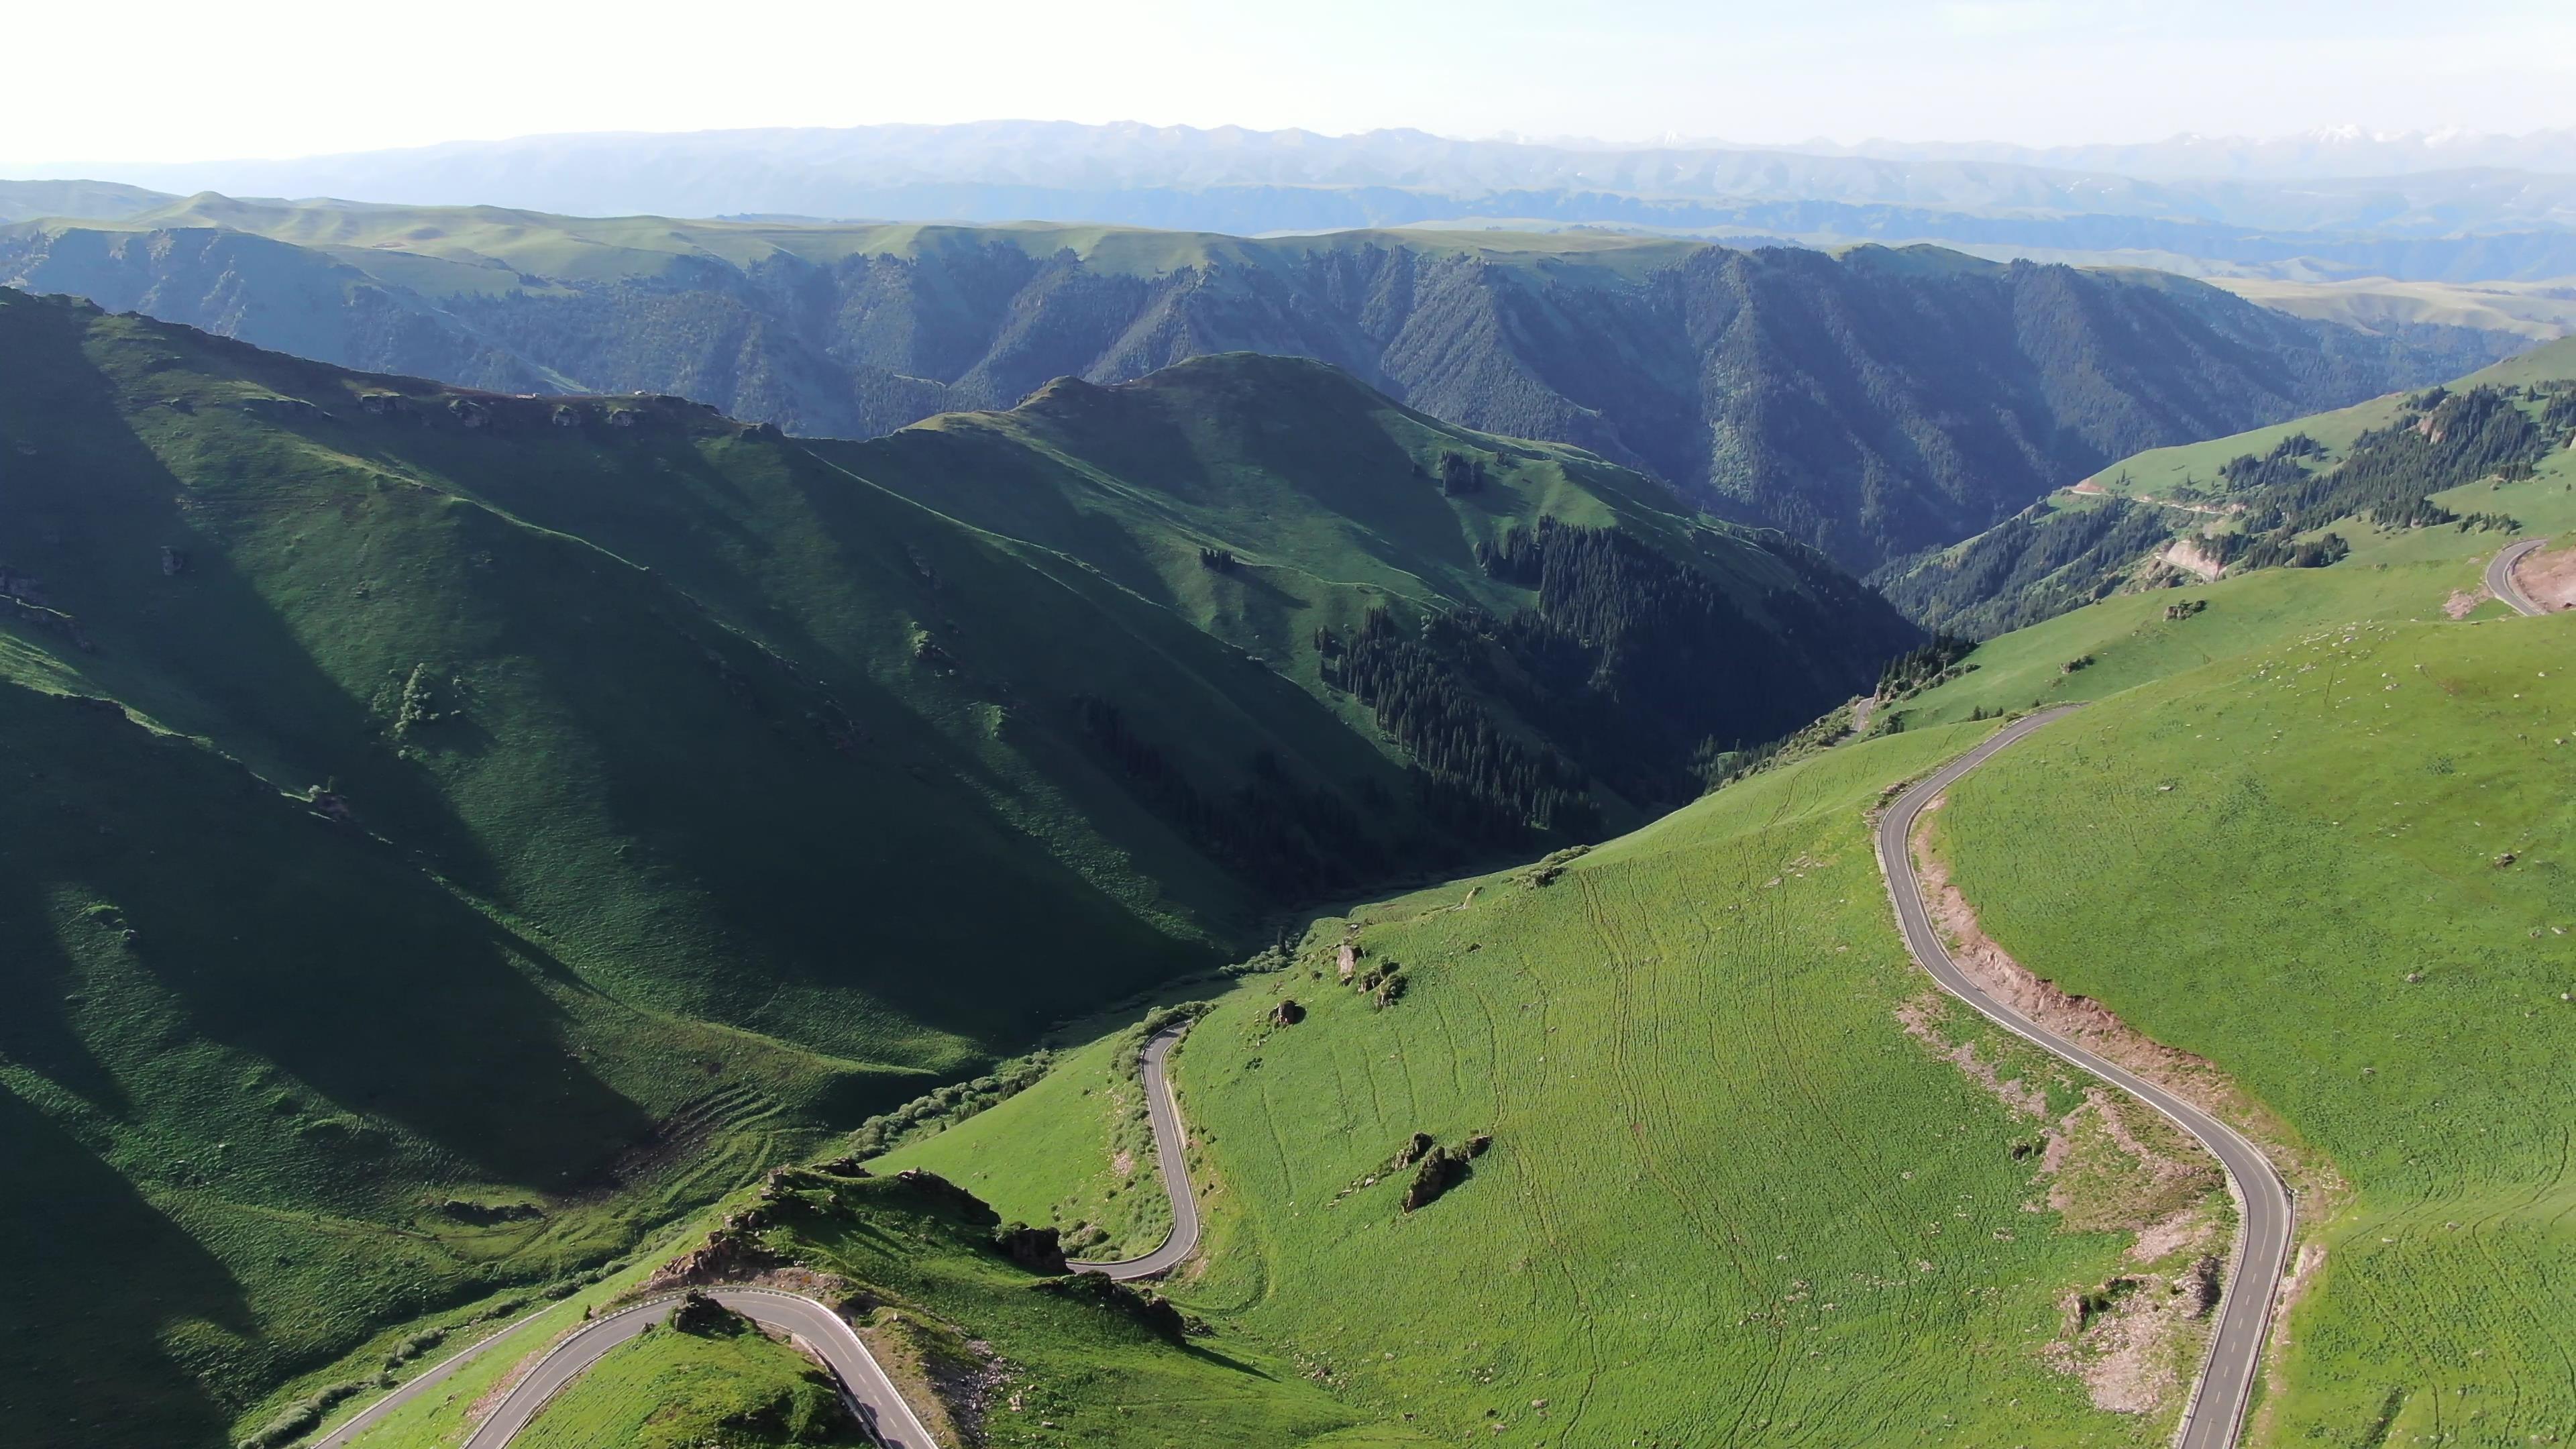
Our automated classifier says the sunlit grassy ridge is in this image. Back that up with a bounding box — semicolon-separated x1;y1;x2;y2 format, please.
1880;449;2576;733
1934;614;2576;1446
895;727;2232;1445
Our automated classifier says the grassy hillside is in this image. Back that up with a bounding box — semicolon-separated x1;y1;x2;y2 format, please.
878;726;2245;1446
1877;335;2576;637
1;198;2498;570
1931;614;2576;1446
0;178;173;224
511;1309;864;1449
0;290;1909;1446
2210;274;2576;346
871;1020;1175;1261
284;1166;1423;1449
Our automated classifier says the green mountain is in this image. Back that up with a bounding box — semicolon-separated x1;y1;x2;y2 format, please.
0;178;173;225
1877;335;2576;636
0;197;2506;571
859;400;2576;1446
0;288;1909;1446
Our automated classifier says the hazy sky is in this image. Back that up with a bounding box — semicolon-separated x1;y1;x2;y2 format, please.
13;0;2574;164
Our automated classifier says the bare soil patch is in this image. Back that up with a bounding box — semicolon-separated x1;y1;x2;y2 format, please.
2512;542;2576;611
2445;584;2493;619
2159;537;2226;582
1901;797;2350;1421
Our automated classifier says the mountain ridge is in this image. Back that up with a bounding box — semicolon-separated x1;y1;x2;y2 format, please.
0;203;2510;572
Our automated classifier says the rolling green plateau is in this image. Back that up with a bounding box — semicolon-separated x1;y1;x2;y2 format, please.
881;726;2241;1446
1875;335;2576;637
1931;616;2576;1446
0;197;2504;569
0;288;1909;1446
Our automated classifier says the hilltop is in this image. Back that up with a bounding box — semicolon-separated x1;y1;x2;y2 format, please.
0;199;2505;570
0;290;1909;1446
1877;335;2576;635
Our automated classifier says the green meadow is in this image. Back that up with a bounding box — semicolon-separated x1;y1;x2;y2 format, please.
1933;613;2576;1446
899;727;2237;1446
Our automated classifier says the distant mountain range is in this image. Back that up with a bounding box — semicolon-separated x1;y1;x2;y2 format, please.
13;121;2576;282
0;197;2506;572
1757;125;2576;180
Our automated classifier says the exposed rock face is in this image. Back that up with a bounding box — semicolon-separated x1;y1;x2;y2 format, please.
1391;1132;1436;1170
1271;998;1305;1026
651;1218;784;1287
1401;1142;1475;1212
669;1289;746;1336
1030;1271;1194;1343
437;1199;542;1225
895;1168;1002;1227
993;1222;1070;1275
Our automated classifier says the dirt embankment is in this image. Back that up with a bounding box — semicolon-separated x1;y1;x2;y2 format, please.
2512;542;2576;611
2159;537;2226;582
1902;798;2341;1421
1907;800;2328;1197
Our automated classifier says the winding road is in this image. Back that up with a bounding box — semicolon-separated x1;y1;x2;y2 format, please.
1067;1024;1202;1279
315;1026;1201;1448
458;1287;939;1449
1879;708;2295;1449
2488;537;2552;616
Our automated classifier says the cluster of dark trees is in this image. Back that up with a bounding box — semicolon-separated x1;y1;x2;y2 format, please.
1313;518;1902;837
1872;498;2180;638
2216;388;2557;559
1877;634;1978;697
1318;609;1601;843
1073;697;1387;896
1434;450;1491;497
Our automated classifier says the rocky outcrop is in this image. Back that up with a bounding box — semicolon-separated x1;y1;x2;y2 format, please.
669;1289;747;1336
992;1223;1070;1274
1029;1271;1195;1343
1401;1144;1473;1212
895;1168;1001;1227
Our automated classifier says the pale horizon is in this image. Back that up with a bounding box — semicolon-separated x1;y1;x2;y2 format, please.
12;0;2573;170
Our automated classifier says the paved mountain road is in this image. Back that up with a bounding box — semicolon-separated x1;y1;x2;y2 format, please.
314;1026;1201;1448
458;1287;940;1449
1067;1023;1201;1279
1880;708;2294;1449
2489;537;2551;616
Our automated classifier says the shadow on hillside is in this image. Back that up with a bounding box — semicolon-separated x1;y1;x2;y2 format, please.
0;1087;248;1449
0;316;505;900
0;679;655;1193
